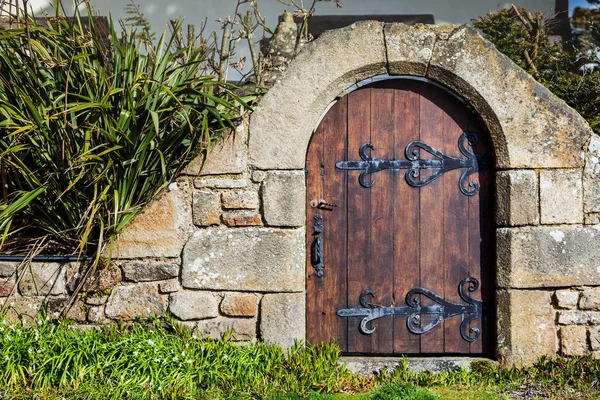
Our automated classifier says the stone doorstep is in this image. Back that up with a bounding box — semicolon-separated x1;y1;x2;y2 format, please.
340;356;497;376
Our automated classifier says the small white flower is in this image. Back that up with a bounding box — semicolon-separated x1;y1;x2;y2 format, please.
223;355;228;360
185;359;193;364
153;358;160;363
147;339;155;346
102;345;107;350
27;348;32;354
133;351;139;357
4;355;8;361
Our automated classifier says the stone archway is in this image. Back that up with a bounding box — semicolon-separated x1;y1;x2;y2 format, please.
248;22;597;365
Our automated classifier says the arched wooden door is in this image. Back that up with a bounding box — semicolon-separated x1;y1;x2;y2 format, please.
305;79;495;355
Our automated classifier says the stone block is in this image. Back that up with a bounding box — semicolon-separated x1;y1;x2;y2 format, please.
0;262;18;278
182;228;304;292
251;170;267;183
591;326;600;351
584;134;600;213
221;190;259;210
427;24;590;169
554;290;580;309
260;293;304;348
46;297;87;322
112;185;193;258
105;283;166;320
196;317;257;341
585;213;600;225
0;297;44;323
121;261;179;282
193;190;221;227
158;279;180;293
222;211;262;227
194;178;247;189
168;291;218;321
495;170;539;226
384;23;436;76
0;279;15;297
84;295;108;306
197;120;248;176
249;21;387;170
262;171;305;227
220;294;258;317
580;287;600;310
540;169;583;224
18;263;66;296
67;263;121;293
557;311;600;325
560;325;589;356
497;226;600;288
496;290;556;366
87;306;111;324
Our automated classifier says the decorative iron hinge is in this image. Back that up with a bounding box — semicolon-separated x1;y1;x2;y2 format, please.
335;132;483;196
336;277;484;342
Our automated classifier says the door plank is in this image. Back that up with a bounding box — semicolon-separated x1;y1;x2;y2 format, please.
346;87;373;353
418;83;446;354
321;96;349;350
440;90;470;354
367;83;396;354
391;80;421;354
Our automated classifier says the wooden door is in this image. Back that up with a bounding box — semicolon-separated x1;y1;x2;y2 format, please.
305;79;495;355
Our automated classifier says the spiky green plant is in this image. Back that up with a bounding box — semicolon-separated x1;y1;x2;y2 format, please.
0;1;251;257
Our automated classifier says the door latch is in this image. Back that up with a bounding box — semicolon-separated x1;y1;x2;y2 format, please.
310;199;337;209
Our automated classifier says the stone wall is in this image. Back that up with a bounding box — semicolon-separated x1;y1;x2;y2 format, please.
1;21;599;366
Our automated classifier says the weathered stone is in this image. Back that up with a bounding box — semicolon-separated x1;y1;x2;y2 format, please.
46;297;87;322
0;262;18;278
158;279;180;294
590;326;600;351
580;287;600;310
18;263;66;296
87;306;110;324
249;21;387;170
585;213;600;225
105;283;166;320
262;171;305;227
540;169;583;224
427;24;591;169
557;311;600;325
251;170;267;183
182;228;304;292
0;279;15;297
384;23;436;76
195;119;248;176
260;293;304;348
67;263;121;293
195;318;257;341
497;226;600;288
0;297;44;323
560;325;589;356
222;211;262;227
84;295;108;306
121;261;179;282
584;134;600;213
554;290;580;309
193;190;221;227
194;178;247;189
495;170;539;226
168;291;218;320
496;290;556;366
112;185;193;258
221;190;259;210
220;294;257;317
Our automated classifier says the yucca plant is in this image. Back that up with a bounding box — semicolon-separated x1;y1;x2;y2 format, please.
0;1;251;257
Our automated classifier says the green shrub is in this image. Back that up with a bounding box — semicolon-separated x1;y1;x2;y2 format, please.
473;6;600;133
368;383;439;400
0;1;251;257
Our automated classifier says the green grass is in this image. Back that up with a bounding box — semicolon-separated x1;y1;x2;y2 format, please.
1;316;600;399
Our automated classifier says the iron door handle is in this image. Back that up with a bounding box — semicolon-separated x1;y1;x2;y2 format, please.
310;199;337;209
312;214;324;277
